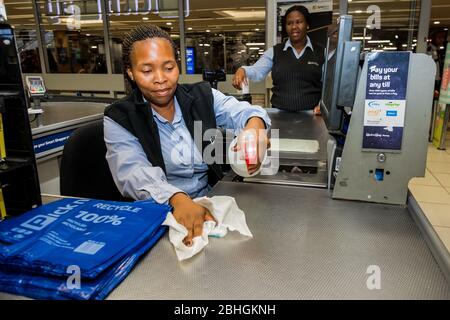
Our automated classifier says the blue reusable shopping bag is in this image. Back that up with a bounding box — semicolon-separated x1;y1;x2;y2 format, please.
0;198;170;278
0;225;166;300
0;198;171;299
0;198;89;244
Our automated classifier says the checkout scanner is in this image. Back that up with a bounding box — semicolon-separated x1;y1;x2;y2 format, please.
228;14;433;206
227;16;360;189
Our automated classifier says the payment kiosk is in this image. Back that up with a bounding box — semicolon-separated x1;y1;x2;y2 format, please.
25;75;45;127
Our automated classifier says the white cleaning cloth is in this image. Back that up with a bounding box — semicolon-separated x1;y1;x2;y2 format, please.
162;196;253;261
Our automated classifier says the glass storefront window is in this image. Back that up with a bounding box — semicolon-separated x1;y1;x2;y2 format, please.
185;0;265;74
5;0;266;75
106;0;180;73
184;31;266;75
36;0;107;73
348;0;421;52
3;0;42;73
107;0;181;74
225;31;265;74
185;32;224;73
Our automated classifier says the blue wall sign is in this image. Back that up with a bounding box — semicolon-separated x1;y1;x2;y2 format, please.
186;47;195;74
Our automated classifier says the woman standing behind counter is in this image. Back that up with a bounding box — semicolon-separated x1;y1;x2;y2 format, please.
232;5;324;115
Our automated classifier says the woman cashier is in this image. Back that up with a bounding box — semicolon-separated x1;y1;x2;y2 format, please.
233;5;324;115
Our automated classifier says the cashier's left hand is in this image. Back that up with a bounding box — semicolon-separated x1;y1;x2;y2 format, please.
233;117;270;175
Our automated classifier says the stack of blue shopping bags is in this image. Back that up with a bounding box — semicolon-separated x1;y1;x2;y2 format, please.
0;198;170;300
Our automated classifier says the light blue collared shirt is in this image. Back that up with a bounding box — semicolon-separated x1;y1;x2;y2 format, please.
242;36;316;82
104;87;271;204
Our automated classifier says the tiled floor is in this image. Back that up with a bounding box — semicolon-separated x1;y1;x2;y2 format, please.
409;131;450;254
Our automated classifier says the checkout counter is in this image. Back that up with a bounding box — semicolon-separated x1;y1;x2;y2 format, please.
1;163;450;299
109;182;450;299
18;74;110;196
31;97;110;194
1;18;450;300
1;106;450;299
90;102;450;299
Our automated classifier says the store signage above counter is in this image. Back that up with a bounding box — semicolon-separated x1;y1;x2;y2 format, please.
44;0;190;22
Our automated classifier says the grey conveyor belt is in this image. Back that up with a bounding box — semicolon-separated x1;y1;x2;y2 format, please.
30;101;106;130
1;182;449;300
105;182;450;299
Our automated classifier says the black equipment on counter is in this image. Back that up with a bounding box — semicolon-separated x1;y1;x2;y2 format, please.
320;15;361;136
202;69;226;89
0;22;41;217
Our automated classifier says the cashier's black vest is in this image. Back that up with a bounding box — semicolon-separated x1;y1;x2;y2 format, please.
104;82;223;186
271;42;324;112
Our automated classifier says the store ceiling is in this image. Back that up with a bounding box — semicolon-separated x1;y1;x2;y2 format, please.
2;0;449;35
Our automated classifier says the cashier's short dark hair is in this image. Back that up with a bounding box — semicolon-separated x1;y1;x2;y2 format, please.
285;5;311;26
122;24;177;92
122;24;177;71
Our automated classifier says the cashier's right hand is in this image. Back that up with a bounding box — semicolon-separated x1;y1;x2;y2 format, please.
232;67;247;90
169;192;215;247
